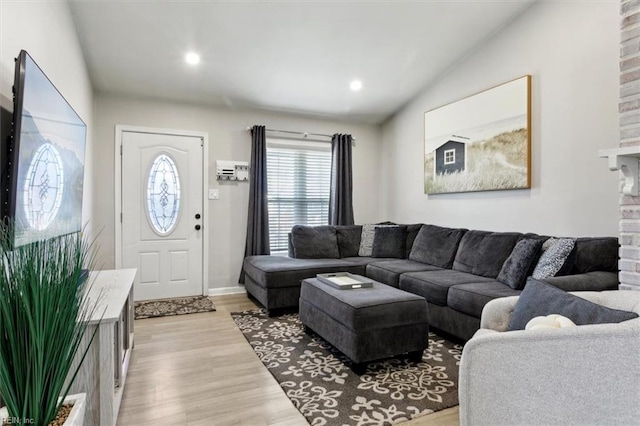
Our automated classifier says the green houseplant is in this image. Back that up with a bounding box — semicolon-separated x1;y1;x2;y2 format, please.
0;229;99;425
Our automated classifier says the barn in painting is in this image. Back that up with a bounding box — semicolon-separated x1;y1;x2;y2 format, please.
434;136;469;175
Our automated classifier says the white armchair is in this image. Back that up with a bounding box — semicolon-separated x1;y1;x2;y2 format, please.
458;290;640;426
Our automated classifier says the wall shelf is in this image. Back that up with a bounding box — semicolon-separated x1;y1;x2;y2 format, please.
599;147;640;196
216;160;249;181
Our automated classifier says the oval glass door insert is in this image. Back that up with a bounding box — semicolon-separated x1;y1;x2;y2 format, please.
24;142;65;231
146;153;181;235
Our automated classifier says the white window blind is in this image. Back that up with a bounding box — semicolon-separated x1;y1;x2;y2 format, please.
267;139;331;253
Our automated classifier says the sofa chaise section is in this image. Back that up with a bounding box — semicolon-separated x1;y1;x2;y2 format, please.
244;223;427;313
243;255;366;312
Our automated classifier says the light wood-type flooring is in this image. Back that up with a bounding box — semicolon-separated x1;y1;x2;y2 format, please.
117;293;460;426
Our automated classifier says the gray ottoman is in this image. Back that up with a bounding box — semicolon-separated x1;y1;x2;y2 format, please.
299;278;429;373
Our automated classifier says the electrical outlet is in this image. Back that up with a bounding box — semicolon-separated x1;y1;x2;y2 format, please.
208;189;219;200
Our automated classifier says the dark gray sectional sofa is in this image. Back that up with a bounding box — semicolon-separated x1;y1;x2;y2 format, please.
242;223;619;341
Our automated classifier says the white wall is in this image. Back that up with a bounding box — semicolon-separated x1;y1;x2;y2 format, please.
0;0;95;233
381;1;620;237
93;94;382;292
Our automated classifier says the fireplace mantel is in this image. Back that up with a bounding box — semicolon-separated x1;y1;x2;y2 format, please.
599;147;640;196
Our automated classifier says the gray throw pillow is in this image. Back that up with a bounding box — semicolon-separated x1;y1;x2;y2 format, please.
531;238;576;279
358;224;397;257
508;279;639;330
497;238;544;290
409;225;467;268
371;226;407;258
572;237;619;274
291;225;340;259
405;224;424;257
335;225;362;258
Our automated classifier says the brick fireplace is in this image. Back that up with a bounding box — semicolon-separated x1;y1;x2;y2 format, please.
605;0;640;290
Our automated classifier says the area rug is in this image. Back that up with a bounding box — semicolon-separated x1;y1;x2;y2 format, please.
134;295;215;319
231;309;462;426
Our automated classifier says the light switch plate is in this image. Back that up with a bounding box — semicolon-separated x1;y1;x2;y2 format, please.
208;189;219;200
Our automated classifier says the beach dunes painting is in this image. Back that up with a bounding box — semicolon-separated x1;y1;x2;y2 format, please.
424;75;531;194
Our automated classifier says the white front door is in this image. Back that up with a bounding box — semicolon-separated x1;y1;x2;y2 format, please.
121;130;204;301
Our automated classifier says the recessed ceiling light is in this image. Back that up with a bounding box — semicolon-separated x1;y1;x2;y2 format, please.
185;52;200;65
350;80;363;91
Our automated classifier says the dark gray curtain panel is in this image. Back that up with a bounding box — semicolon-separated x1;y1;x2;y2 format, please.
329;133;354;226
239;125;270;284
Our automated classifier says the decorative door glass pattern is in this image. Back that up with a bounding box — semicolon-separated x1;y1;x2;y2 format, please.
24;142;64;230
146;153;181;235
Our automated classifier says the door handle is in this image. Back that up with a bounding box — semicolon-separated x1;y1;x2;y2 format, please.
195;224;201;231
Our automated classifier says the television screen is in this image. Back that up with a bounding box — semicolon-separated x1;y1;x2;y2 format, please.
8;50;86;247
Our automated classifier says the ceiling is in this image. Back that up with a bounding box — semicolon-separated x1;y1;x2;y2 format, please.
69;0;535;124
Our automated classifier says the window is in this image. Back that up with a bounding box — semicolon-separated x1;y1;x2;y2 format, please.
444;149;455;165
146;153;181;235
267;139;331;253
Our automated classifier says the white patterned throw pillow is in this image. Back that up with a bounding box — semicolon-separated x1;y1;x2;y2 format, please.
531;238;576;279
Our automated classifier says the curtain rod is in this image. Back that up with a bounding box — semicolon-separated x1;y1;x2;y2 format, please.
245;126;356;142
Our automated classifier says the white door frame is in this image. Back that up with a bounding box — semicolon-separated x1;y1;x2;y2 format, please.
114;125;209;297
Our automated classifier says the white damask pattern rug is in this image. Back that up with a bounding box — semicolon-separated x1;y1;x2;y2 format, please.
232;309;462;426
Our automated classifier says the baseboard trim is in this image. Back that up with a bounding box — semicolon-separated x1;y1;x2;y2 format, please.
620;284;640;291
208;286;247;296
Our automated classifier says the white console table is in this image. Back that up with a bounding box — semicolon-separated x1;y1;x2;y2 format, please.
69;269;136;426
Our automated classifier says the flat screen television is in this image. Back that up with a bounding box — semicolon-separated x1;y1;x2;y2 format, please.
5;50;86;248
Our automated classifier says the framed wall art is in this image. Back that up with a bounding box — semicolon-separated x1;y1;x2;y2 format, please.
424;75;531;195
